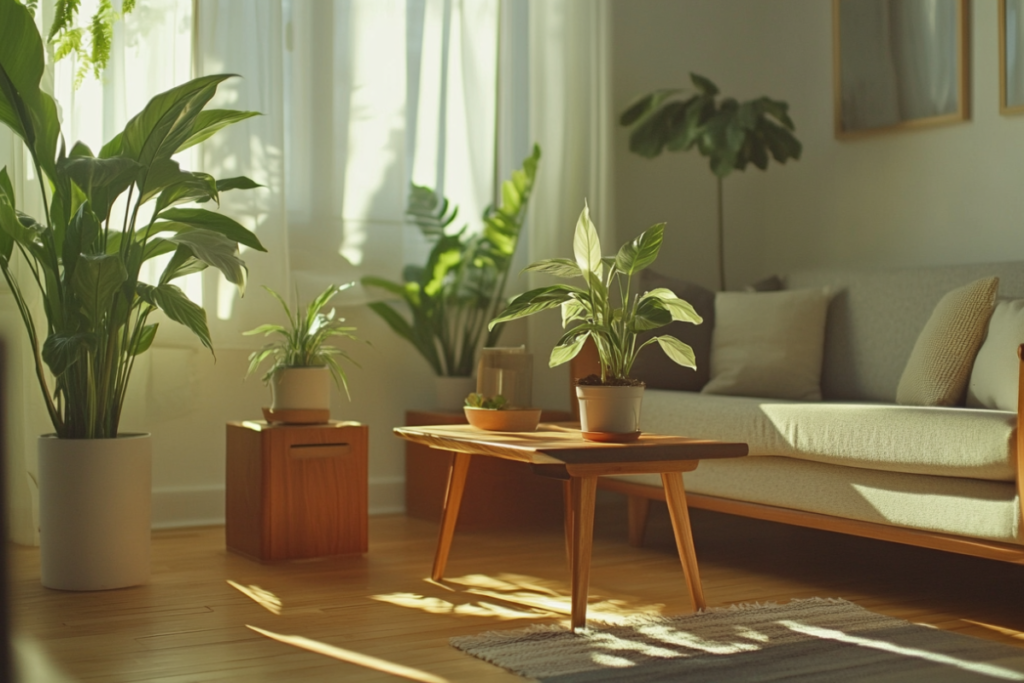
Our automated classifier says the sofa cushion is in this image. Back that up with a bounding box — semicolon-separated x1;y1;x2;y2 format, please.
967;298;1024;412
786;263;1024;403
702;288;831;401
608;457;1022;544
630;270;715;392
896;277;998;407
641;389;1017;481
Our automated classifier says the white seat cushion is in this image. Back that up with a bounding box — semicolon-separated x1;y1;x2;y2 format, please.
610;457;1022;544
641;389;1017;481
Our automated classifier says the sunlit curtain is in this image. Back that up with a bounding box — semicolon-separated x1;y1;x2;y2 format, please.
526;0;615;405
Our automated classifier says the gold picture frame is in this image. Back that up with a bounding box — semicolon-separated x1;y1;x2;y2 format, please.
833;0;970;138
1000;0;1024;114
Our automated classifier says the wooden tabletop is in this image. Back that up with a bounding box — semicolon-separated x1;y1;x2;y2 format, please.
393;423;748;479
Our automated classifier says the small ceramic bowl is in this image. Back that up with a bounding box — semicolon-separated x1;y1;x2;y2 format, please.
464;407;542;432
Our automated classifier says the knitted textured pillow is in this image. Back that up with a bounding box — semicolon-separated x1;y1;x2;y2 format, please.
896;277;999;407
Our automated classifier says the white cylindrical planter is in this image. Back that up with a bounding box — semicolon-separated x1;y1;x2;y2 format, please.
576;385;645;435
38;433;152;591
435;375;476;412
271;366;331;410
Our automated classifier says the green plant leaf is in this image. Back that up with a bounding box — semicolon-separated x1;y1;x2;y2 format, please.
549;331;589;368
156;207;266;251
690;73;719;97
0;166;15;207
215;176;262;193
572;202;603;277
632;296;673;332
651;334;697;369
131;322;158;356
153;170;219;214
488;285;582;329
641;288;703;324
165;228;247;290
523;258;582;279
41;330;94;377
615;223;664;276
60;154;141;218
176;109;260;152
137;281;212;351
120;74;233;168
71;253;127;325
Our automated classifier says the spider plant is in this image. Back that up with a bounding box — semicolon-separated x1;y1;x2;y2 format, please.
243;284;360;398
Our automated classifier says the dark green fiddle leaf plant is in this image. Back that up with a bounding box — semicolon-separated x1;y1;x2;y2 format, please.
620;73;801;290
0;0;265;438
489;202;702;385
362;144;541;377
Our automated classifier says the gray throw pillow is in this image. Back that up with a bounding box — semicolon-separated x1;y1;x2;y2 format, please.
630;270;715;391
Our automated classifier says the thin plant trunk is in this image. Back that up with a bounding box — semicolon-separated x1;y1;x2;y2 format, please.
717;176;726;292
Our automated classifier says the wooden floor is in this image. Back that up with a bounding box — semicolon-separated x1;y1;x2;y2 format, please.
10;498;1024;682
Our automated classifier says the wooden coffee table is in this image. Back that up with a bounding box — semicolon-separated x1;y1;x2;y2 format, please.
393;423;747;630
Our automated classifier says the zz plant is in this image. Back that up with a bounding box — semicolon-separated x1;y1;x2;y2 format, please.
489;202;702;384
0;0;265;438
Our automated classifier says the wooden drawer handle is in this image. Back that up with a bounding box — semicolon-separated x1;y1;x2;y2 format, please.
289;444;350;459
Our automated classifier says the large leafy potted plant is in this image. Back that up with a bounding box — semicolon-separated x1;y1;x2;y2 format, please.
620;73;801;290
489;202;702;440
0;0;264;590
361;145;540;409
244;283;360;422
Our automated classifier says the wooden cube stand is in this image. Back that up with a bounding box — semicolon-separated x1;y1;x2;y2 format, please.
226;420;368;562
404;409;574;531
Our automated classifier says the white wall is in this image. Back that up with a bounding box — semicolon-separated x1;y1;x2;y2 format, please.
611;0;1024;290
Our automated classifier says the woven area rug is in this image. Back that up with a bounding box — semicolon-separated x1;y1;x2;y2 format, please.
450;598;1024;682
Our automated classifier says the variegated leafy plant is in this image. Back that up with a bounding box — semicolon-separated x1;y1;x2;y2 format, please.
489;203;702;384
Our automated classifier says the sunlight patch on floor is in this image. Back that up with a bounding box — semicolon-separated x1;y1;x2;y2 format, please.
371;572;667;625
228;580;283;615
248;625;450;683
780;620;1024;680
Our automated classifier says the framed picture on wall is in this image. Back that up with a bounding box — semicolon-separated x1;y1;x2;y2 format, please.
833;0;969;138
1000;0;1024;114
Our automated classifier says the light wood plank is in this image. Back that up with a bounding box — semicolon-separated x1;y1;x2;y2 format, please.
9;506;1024;682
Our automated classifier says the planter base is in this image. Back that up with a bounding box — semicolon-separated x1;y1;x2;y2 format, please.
38;434;151;591
582;430;642;443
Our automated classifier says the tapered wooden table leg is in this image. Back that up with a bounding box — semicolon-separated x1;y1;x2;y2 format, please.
432;452;471;581
662;472;706;611
568;476;598;631
563;480;574;575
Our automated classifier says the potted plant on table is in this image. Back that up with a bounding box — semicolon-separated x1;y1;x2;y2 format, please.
0;0;264;590
244;283;361;423
361;146;540;409
489;202;702;440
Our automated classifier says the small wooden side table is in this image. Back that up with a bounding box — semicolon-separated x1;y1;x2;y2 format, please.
226;420;368;562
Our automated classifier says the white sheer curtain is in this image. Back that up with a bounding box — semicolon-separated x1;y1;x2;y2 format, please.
527;0;615;406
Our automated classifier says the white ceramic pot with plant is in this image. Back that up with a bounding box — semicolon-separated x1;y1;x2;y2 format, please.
0;1;265;589
489;202;702;440
244;284;360;416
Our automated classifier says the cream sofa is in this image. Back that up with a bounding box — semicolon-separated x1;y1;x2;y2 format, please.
575;262;1024;564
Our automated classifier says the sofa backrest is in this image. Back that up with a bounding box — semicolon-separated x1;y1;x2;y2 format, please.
786;262;1024;403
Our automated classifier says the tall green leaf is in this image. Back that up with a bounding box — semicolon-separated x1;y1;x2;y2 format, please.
615;223;664;276
136;282;212;351
156;207;266;252
71;253;127;324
